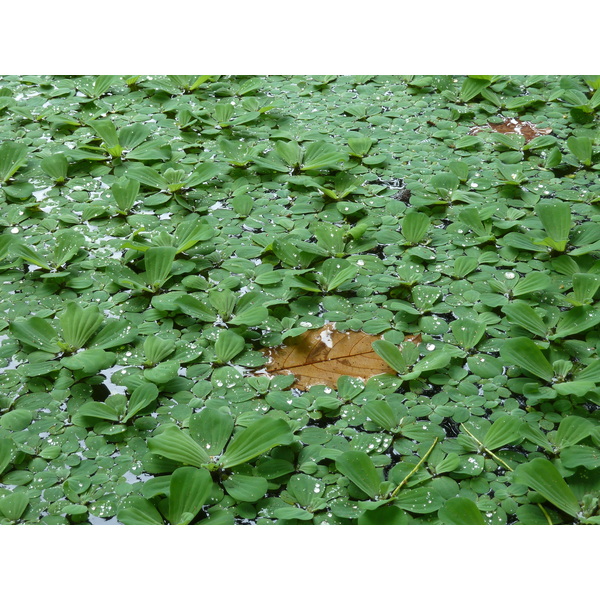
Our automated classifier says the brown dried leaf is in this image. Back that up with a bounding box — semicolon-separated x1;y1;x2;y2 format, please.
469;117;552;142
262;324;394;390
404;333;422;345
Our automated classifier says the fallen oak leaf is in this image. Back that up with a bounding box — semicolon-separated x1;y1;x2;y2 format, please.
262;323;395;390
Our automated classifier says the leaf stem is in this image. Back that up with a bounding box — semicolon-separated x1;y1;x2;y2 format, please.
389;437;438;499
461;424;553;523
461;424;513;472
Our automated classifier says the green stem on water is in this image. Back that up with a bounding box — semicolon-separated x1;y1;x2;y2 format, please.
389;437;438;500
461;424;514;472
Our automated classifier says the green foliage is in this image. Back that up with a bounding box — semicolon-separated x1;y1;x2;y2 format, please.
1;74;599;526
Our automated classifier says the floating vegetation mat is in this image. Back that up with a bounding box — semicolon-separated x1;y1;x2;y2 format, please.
0;74;599;525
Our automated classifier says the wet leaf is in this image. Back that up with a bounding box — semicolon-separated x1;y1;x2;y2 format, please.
263;324;394;390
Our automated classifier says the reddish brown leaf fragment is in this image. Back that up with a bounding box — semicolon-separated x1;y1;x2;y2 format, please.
469;118;552;142
262;324;394;390
404;333;422;345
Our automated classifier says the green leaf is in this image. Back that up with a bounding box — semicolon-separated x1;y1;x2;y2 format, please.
335;450;381;499
566;136;593;166
409;351;451;377
363;400;398;431
214;329;245;363
536;200;571;251
88;320;138;350
430;173;460;197
0;438;15;475
561;446;600;470
460;76;491;102
89;119;122;156
92;75;117;97
451;318;486;350
175;296;217;322
438;497;486;525
60;348;116;374
394;488;443;513
301;141;346;171
287;474;326;509
550;307;600;339
168;467;212;525
229;305;269;326
483;415;522;450
117;497;164;525
16;243;51;270
127;165;169;190
358;505;408;525
189;408;234;456
347;136;373;157
0;491;29;521
76;402;120;422
402;211;430;244
500;337;554;381
118;123;150;150
275;140;302;167
554;416;595;449
123;382;159;422
372;340;407;374
571;273;600;304
515;458;580;518
144;246;176;289
9;317;61;353
209;289;237;320
185;163;222;188
59;302;103;350
223;474;269;502
144;360;179;384
433;453;461;474
575;360;600;383
143;336;175;365
220;417;293;469
173;218;214;253
0;409;33;431
502;302;548;337
148;424;210;467
0;141;28;182
41;153;69;182
411;285;441;311
552;381;595;396
53;230;84;267
111;177;140;213
511;272;551;296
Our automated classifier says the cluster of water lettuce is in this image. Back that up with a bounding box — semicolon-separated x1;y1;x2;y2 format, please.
0;75;598;525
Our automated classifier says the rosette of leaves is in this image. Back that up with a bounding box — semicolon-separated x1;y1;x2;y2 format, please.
118;411;295;523
115;246;178;294
127;161;222;194
288;257;359;294
500;337;600;400
515;452;600;524
9;302;137;375
502;200;600;256
13;230;85;280
79;119;154;160
117;466;215;525
251;140;347;174
73;381;160;436
175;287;270;329
121;214;215;255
